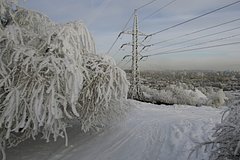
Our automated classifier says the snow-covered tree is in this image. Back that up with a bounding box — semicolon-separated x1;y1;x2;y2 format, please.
0;1;129;159
194;102;240;160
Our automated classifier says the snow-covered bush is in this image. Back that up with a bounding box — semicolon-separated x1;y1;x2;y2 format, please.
0;1;129;159
167;84;208;106
142;86;174;104
142;84;208;106
142;84;227;107
194;102;240;160
207;89;228;107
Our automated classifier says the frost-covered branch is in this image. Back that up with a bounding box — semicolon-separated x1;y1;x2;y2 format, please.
0;1;129;159
208;102;240;160
190;101;240;160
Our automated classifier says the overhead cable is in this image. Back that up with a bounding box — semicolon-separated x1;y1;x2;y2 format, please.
145;0;240;39
149;17;240;47
149;26;240;52
145;41;240;57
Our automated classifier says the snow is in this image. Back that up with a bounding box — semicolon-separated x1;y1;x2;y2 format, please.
0;3;129;156
6;100;223;160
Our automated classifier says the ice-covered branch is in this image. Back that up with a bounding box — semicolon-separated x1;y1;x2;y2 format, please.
0;1;129;159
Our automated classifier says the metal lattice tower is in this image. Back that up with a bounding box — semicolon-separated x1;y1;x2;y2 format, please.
120;10;146;100
128;10;144;100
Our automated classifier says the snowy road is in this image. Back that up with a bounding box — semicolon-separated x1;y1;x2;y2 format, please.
7;101;223;160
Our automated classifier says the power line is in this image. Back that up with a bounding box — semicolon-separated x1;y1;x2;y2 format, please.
147;33;240;55
107;0;159;55
106;35;121;55
122;12;135;31
136;0;178;30
142;0;177;21
106;12;135;54
148;17;240;47
148;26;240;52
146;0;240;38
117;45;150;66
121;32;240;66
115;49;132;66
124;0;165;31
136;0;159;10
120;58;132;67
145;41;240;57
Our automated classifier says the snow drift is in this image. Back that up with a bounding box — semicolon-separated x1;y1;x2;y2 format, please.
0;1;129;159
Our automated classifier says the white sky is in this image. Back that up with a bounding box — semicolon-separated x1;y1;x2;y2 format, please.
19;0;240;71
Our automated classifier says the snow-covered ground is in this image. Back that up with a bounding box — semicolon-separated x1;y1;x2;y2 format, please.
6;101;223;160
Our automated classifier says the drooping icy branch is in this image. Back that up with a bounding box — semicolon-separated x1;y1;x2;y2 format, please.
0;1;129;159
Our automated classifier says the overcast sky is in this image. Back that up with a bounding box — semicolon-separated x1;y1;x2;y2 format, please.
19;0;240;71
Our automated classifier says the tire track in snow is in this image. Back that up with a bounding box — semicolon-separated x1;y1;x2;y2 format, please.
6;101;222;160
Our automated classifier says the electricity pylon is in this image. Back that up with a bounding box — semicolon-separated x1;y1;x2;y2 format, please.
121;9;146;100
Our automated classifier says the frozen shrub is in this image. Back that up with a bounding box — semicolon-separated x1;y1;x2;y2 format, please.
142;84;208;106
0;1;129;159
207;89;228;107
142;83;227;107
197;102;240;160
